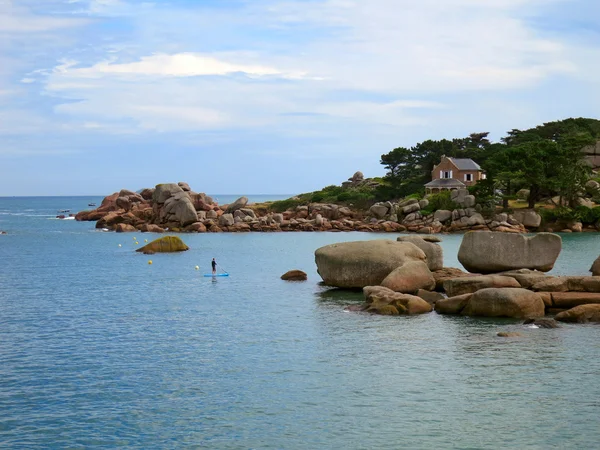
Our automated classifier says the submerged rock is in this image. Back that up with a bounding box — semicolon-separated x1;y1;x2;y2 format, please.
136;236;189;254
281;270;308;281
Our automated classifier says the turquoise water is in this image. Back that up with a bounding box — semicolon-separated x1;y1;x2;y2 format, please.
1;197;600;449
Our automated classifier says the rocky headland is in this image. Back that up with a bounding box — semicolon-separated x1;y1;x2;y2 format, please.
75;178;600;234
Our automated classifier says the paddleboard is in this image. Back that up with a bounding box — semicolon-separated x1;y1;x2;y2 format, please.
203;274;229;277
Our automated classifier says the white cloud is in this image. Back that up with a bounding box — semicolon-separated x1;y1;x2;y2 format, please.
56;52;313;79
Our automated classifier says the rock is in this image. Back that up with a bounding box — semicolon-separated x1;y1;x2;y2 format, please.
435;294;472;315
225;197;248;213
219;213;235;227
497;332;523;338
139;224;165;233
178;181;191;191
585;180;600;196
461;288;545;319
555;304;600;323
115;223;136;232
432;267;474;291
136;236;189;253
451;188;468;204
281;270;307;281
457;231;561;273
369;204;389;219
550;292;600;309
422;236;442;243
380;261;435;293
523;318;561;328
153;183;184;204
498;269;549;289
568;221;583;232
443;275;521;297
362;286;433;315
185;222;207;233
416;289;445;305
419;199;429;209
511;210;542;229
516;189;530;200
531;276;600;293
575;198;594;209
161;192;199;227
591;256;600;276
402;203;421;214
466;213;485;227
315;240;426;289
463;195;476;208
433;210;452;223
397;235;443;271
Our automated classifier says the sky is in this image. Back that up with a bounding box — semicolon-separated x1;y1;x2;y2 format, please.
1;0;599;196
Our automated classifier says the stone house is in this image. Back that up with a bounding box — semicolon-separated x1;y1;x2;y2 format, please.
424;156;485;194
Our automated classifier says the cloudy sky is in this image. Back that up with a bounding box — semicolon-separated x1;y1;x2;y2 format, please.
1;0;599;196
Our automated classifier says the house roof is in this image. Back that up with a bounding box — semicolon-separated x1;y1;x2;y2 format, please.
424;178;466;188
448;158;482;171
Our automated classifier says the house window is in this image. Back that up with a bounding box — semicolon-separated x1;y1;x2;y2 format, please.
441;170;452;179
481;173;487;180
464;173;473;182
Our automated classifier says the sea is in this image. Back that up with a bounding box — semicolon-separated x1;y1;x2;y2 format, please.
1;196;600;449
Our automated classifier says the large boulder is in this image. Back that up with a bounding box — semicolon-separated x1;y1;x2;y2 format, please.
225;197;248;213
461;288;545;319
136;236;189;253
432;267;474;291
397;236;443;271
443;275;520;297
360;286;433;315
161;192;198;226
315;240;426;289
590;256;600;276
511;210;542;229
153;183;184;204
380;261;435;293
555;304;600;323
457;231;561;273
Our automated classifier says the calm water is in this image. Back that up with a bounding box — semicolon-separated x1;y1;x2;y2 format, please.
1;197;600;449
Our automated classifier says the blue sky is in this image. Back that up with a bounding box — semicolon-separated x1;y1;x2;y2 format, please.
1;0;599;196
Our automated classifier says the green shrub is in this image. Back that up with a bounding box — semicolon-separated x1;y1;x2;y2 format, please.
425;191;459;212
269;198;303;212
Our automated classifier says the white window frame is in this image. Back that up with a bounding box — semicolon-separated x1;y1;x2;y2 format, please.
464;173;473;182
441;170;452;179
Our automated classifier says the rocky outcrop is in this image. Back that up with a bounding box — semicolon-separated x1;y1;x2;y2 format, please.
380;261;435;293
555;304;600;323
511;210;542;229
350;286;433;315
136;236;189;254
281;270;307;281
396;235;443;271
432;267;474;291
314;240;426;288
461;288;545;319
225;196;248;213
458;231;561;273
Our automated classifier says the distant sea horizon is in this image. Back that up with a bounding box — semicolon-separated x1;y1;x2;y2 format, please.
0;194;295;204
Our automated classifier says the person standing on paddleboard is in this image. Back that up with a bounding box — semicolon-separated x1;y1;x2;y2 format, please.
211;258;217;275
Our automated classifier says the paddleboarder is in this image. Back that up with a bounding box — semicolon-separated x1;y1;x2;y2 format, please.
211;258;217;275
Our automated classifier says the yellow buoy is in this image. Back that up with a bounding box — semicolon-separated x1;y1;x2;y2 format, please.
118;244;122;247
148;260;153;265
144;239;148;242
133;236;137;240
195;265;199;270
135;241;139;245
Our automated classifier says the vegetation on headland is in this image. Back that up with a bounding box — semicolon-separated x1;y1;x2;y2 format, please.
266;117;600;221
